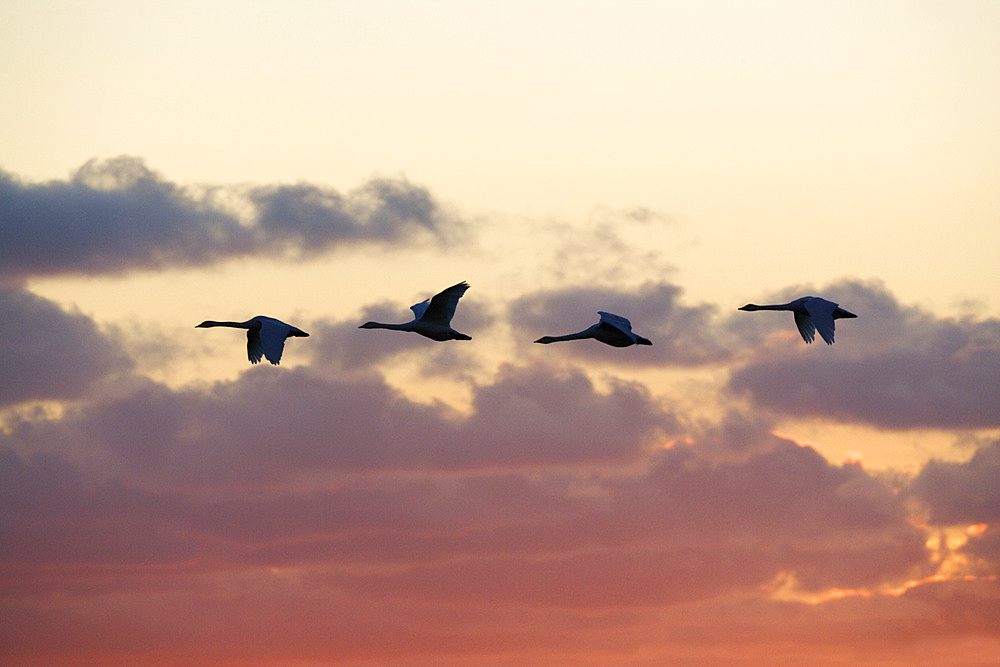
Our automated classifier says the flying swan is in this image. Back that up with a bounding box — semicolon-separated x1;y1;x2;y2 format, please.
534;311;652;347
738;296;857;345
359;281;472;341
196;316;309;364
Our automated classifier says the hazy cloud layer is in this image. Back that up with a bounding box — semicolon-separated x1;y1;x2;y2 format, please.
0;399;962;664
3;280;999;663
0;158;459;279
2;363;677;483
0;288;130;406
728;280;1000;429
1;397;927;584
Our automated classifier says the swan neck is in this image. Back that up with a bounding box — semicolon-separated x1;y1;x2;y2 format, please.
748;304;792;311
199;320;251;328
367;321;413;331
543;331;592;342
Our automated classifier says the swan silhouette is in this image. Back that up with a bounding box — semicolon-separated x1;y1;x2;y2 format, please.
359;281;472;341
196;316;309;364
534;311;652;347
738;296;857;345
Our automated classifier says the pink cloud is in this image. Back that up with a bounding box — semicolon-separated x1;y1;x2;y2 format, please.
2;275;999;664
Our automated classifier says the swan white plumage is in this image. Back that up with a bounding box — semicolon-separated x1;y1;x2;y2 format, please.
196;316;309;364
358;281;472;341
738;296;857;345
534;311;652;347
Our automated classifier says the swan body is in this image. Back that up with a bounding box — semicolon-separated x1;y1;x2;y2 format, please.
359;281;472;341
738;296;857;345
534;311;652;347
196;316;309;364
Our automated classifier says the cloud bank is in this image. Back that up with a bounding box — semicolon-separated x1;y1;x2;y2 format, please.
3;279;997;663
0;157;459;280
2;364;989;664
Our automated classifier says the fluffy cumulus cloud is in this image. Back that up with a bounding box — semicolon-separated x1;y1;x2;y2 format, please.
0;157;459;280
912;441;1000;572
912;441;1000;576
912;441;1000;525
1;363;677;486
728;280;1000;429
250;177;452;249
0;288;130;406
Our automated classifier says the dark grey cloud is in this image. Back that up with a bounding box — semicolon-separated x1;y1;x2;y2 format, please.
912;441;1000;525
509;281;732;366
0;157;460;280
728;280;1000;429
961;528;1000;569
0;157;250;278
249;176;454;251
0;288;130;407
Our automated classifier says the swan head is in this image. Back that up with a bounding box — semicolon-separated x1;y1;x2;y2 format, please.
195;321;214;328
358;321;379;329
534;336;554;344
737;304;759;311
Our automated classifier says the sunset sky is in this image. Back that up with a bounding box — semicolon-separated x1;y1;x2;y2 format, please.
2;1;1000;664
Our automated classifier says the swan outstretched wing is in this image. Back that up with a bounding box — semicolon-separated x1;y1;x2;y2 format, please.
793;311;816;344
257;317;290;364
598;311;635;336
410;299;431;321
597;311;643;346
804;298;838;345
246;328;265;364
419;282;470;326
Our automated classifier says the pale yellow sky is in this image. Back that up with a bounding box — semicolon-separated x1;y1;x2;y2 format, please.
3;1;999;314
4;1;1000;471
